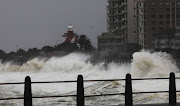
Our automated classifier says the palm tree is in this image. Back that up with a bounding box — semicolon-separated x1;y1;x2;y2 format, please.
78;35;96;51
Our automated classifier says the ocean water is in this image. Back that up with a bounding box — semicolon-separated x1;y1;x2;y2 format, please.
0;51;180;106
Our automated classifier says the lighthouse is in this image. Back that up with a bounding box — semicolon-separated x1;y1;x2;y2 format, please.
62;25;78;43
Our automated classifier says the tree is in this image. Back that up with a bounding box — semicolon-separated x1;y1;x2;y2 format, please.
78;35;96;51
56;42;79;53
78;35;86;50
41;46;55;53
26;48;39;58
0;50;6;60
0;50;6;56
16;49;26;56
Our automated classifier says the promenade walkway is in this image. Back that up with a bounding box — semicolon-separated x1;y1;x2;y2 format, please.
119;103;180;106
0;73;179;106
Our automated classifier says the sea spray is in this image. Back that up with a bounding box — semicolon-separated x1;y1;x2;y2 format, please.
131;51;179;78
0;51;180;105
41;52;91;72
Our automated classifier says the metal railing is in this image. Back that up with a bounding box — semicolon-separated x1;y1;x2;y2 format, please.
0;72;179;106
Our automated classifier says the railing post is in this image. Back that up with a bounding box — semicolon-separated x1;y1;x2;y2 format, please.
169;72;176;104
77;75;84;106
125;73;133;106
24;76;32;106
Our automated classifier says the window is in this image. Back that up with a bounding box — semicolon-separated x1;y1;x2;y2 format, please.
159;8;163;12
177;21;180;26
138;9;144;13
151;21;156;24
159;21;163;24
166;27;170;29
166;14;170;18
177;29;180;33
151;8;155;12
159;15;163;18
139;28;142;32
151;27;156;31
159;2;163;5
118;1;121;5
177;14;180;18
139;15;144;19
139;22;142;26
144;3;146;7
177;2;180;5
166;2;170;5
139;3;141;7
166;21;170;24
166;8;170;11
177;8;180;11
151;2;155;5
151;15;156;18
159;27;163;30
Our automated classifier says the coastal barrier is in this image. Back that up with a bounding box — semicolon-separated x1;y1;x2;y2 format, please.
0;72;179;106
90;59;130;65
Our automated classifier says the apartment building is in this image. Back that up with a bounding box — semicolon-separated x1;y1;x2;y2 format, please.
137;0;180;49
98;0;180;53
98;0;137;54
153;29;176;49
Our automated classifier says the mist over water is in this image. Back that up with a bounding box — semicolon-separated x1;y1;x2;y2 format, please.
0;51;179;105
131;51;179;78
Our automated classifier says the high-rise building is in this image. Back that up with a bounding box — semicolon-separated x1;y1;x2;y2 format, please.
98;0;137;54
137;0;180;49
107;0;137;43
98;0;180;53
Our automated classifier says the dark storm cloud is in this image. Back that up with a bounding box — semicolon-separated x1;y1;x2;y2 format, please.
0;0;107;52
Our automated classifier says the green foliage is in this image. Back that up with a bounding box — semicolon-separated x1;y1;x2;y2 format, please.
16;49;26;56
56;42;79;53
78;35;96;51
0;34;96;63
41;46;55;53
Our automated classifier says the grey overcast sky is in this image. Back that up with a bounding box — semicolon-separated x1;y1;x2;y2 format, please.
0;0;107;53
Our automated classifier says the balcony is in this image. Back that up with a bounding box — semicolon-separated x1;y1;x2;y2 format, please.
122;25;127;29
121;2;127;6
121;18;127;21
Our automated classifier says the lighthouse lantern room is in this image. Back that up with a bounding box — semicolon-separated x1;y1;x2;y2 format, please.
62;25;78;43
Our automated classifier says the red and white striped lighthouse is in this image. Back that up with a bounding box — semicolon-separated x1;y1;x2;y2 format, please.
62;25;78;43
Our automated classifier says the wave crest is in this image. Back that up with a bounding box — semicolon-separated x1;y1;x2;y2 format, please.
131;51;179;78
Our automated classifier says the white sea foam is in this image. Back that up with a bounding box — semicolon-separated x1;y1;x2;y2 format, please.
0;51;179;105
131;50;179;78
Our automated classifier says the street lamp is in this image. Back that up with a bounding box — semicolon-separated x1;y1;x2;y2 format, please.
16;45;19;52
56;40;59;47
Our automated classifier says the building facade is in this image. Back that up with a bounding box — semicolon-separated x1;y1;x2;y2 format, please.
98;0;180;53
98;0;137;54
98;32;125;53
137;0;180;49
153;29;176;49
